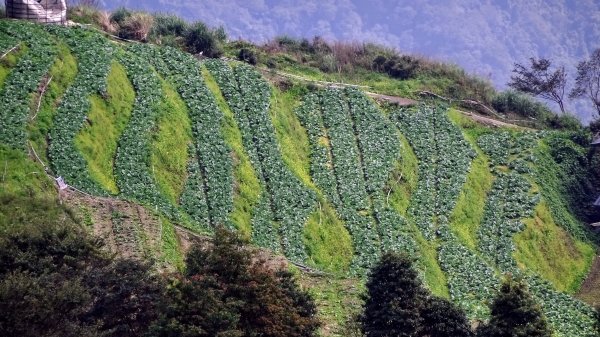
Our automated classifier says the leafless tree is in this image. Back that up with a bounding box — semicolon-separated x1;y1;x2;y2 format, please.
570;48;600;117
508;57;567;113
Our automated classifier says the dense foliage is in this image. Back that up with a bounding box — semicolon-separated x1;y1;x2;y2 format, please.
205;59;316;262
47;26;113;195
0;21;56;149
477;277;552;337
361;253;473;337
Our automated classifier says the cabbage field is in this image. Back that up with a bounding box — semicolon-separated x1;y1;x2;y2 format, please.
0;19;597;336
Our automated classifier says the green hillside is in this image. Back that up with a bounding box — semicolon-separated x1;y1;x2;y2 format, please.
1;19;600;336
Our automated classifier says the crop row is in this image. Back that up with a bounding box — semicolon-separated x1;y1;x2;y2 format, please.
345;88;398;193
526;274;596;337
393;104;476;240
319;88;370;210
296;92;378;271
477;172;537;270
0;21;57;149
131;44;233;229
478;131;538;173
205;59;316;262
113;51;180;220
438;230;498;319
297;89;418;273
45;26;112;194
394;105;498;318
179;144;210;230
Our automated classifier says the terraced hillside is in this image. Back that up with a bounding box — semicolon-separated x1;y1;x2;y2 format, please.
1;20;599;336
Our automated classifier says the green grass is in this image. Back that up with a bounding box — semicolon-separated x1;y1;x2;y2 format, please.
514;202;595;294
387;130;449;297
303;200;353;275
159;215;185;270
0;43;28;90
298;273;364;337
201;66;260;239
415;235;450;298
447;108;495;250
0;145;76;232
28;42;77;162
449;153;493;251
75;61;135;194
269;84;317;190
150;78;192;204
387;133;418;216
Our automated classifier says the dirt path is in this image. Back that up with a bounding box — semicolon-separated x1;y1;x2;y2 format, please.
577;253;600;306
257;66;532;128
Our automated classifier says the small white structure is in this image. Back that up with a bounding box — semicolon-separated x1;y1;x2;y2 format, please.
5;0;67;25
55;176;68;190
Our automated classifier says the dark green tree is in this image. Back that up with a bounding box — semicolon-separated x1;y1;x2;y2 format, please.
151;227;319;337
360;252;429;337
421;297;473;337
476;276;552;337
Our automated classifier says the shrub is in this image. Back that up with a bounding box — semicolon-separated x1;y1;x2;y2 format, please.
119;12;154;41
492;90;552;119
109;7;131;26
184;21;224;57
238;47;257;65
150;13;188;38
476;276;552;337
151;227;320;337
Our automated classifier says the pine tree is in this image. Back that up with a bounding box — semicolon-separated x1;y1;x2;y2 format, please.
421;297;473;337
360;252;429;337
476;276;552;337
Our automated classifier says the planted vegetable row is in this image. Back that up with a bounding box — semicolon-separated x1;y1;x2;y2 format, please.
205;59;316;262
114;51;180;221
47;26;112;195
131;44;233;229
0;21;56;149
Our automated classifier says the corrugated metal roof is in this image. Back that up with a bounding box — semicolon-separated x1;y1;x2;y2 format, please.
595;196;600;206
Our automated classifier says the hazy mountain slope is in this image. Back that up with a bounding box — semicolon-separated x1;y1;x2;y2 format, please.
101;0;600;122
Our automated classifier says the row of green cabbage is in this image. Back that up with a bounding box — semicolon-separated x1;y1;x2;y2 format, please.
0;20;56;149
296;91;378;271
477;172;538;270
113;51;180;221
479;131;596;336
297;88;418;273
394;104;476;239
205;59;316;262
46;26;112;195
342;89;417;257
131;44;234;229
393;105;499;318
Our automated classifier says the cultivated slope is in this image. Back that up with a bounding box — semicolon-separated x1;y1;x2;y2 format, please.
0;20;598;336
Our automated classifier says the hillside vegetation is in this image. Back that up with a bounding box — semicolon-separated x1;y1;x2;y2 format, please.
1;17;599;336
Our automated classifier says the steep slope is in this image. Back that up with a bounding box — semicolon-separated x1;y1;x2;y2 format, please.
0;20;598;337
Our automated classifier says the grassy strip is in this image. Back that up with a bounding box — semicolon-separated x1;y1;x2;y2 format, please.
515;202;595;294
75;61;134;194
386;133;418;216
449;153;494;250
150;78;192;204
270;84;316;190
303;201;353;274
201;66;260;238
160;216;184;270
